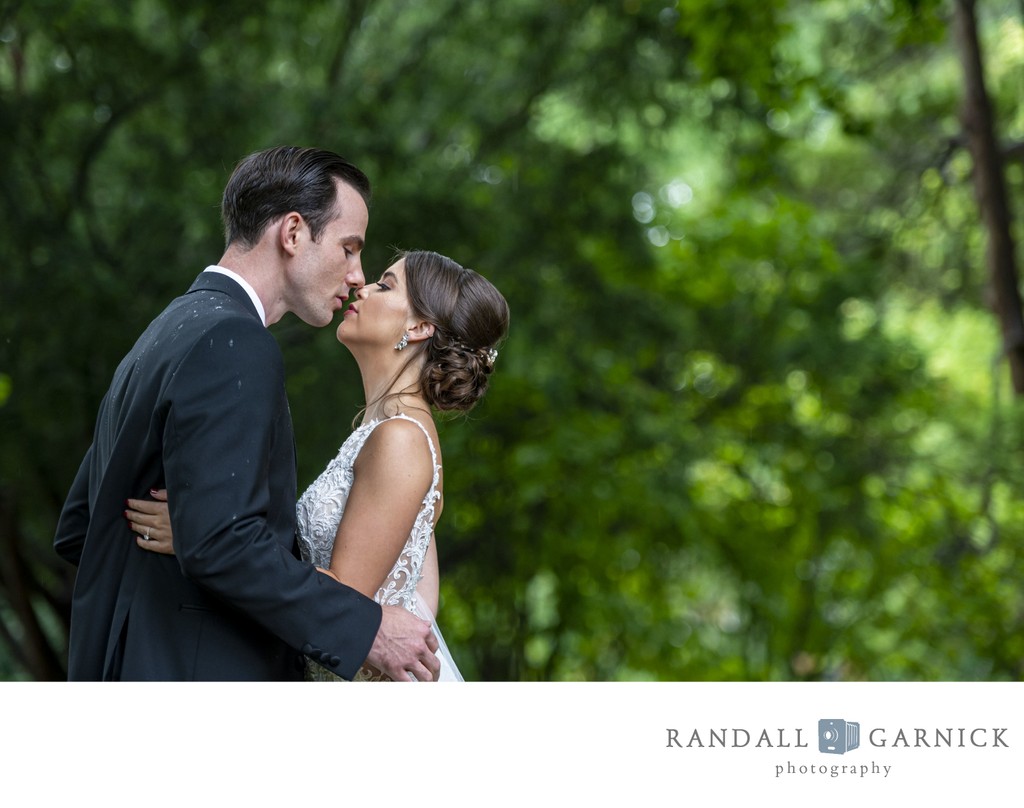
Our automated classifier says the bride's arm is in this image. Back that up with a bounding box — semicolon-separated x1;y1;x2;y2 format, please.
321;418;434;598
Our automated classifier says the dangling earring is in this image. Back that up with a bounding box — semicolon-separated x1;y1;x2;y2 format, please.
395;332;409;351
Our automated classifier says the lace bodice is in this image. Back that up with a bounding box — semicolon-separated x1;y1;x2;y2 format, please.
295;413;441;681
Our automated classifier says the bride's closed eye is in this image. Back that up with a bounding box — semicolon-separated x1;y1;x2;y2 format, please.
375;281;391;291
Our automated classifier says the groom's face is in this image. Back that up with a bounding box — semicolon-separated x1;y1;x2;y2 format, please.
288;180;369;327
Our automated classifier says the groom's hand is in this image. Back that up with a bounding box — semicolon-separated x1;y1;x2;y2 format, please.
368;605;441;682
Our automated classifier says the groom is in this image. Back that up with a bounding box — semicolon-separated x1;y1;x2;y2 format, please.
54;146;440;682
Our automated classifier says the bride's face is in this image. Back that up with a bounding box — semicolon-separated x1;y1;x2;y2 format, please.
337;257;413;351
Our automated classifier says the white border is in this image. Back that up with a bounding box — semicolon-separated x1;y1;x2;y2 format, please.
3;682;1020;804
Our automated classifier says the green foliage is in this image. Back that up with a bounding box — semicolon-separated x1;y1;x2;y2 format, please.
1;0;1022;680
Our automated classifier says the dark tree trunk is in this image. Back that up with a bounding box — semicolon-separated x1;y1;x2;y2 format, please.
954;0;1024;394
0;488;66;680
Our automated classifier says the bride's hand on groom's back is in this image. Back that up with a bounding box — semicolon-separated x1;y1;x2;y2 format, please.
126;489;175;555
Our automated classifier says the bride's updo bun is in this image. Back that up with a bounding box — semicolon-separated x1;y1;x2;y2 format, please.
402;250;509;413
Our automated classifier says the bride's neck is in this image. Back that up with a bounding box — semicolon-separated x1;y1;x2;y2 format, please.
357;355;428;423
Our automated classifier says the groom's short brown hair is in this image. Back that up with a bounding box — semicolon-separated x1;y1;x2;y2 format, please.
221;146;371;249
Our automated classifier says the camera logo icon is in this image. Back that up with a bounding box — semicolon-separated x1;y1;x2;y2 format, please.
819;719;860;755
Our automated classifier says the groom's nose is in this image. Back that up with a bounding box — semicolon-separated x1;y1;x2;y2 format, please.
346;264;365;294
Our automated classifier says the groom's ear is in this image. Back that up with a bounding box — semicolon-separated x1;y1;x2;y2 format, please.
405;320;435;344
278;212;305;257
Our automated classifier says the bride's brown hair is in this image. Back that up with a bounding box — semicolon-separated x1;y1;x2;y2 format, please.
408;250;509;411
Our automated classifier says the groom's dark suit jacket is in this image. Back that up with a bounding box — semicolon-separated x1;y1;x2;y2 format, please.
54;271;381;680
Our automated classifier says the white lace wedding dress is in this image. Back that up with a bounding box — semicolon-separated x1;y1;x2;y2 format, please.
295;413;463;682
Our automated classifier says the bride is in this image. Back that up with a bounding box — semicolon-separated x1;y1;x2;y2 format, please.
127;249;509;681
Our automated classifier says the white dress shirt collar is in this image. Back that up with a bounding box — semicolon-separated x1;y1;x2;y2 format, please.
204;265;267;327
